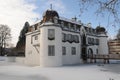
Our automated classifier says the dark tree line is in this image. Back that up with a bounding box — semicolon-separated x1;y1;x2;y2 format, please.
16;22;30;50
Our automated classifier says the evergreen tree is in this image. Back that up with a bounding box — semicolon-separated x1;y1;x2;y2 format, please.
16;22;30;49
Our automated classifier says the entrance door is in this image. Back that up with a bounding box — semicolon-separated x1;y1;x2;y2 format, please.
81;47;87;62
88;48;93;58
81;34;87;62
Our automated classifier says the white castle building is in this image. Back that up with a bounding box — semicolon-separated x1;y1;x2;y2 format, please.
25;9;108;67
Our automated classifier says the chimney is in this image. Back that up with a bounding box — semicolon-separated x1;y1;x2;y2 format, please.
71;16;77;21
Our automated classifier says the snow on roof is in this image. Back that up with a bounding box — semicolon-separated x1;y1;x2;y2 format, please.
59;17;82;25
40;21;55;26
30;19;42;27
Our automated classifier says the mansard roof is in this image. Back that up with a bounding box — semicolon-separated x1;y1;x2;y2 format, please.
96;26;106;33
42;9;59;23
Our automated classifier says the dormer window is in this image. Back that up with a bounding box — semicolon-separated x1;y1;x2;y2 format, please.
86;28;89;33
68;23;71;30
32;26;35;31
91;29;94;34
89;28;91;33
71;24;74;31
76;25;80;32
61;21;64;27
74;24;76;31
54;16;58;24
64;22;69;29
34;24;38;30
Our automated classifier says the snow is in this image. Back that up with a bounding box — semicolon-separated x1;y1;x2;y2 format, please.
59;17;82;25
0;61;120;80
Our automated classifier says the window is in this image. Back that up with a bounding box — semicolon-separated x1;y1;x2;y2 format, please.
96;49;98;54
96;39;99;45
89;28;91;33
48;29;55;40
54;16;58;23
75;35;79;43
61;21;64;27
62;34;79;43
68;34;72;42
34;35;38;40
76;25;80;32
71;24;74;31
91;38;94;45
35;24;38;30
48;45;55;56
88;48;93;58
62;47;66;55
62;33;66;42
64;22;69;29
88;37;94;45
71;47;76;55
88;37;91;44
68;23;71;29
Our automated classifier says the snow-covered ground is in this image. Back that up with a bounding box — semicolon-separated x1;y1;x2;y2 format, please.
0;61;120;80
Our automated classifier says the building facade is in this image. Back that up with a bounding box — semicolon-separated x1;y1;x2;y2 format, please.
108;39;120;54
25;9;108;67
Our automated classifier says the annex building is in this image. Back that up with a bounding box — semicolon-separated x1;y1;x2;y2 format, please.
108;39;120;54
25;9;108;67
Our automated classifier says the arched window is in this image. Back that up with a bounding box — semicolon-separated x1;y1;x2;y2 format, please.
88;48;93;58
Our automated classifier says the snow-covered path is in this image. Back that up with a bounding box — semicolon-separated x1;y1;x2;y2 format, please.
0;61;120;80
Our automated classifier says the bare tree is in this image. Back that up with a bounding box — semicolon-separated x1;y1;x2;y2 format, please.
0;25;11;56
79;0;120;27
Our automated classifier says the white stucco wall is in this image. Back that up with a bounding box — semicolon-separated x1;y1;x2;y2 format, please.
62;31;81;65
25;30;40;66
5;57;16;62
24;21;109;67
98;34;108;55
87;46;98;54
5;57;25;64
15;57;25;64
86;35;99;55
40;24;62;67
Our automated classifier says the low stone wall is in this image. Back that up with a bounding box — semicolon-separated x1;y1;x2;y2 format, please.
15;57;25;64
0;56;6;61
0;56;25;64
6;57;15;62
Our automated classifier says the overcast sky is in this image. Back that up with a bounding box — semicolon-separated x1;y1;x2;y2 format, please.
0;0;118;46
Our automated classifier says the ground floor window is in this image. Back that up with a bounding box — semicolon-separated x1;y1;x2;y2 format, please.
71;47;76;55
48;45;55;56
96;49;98;54
88;48;93;58
62;47;66;55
